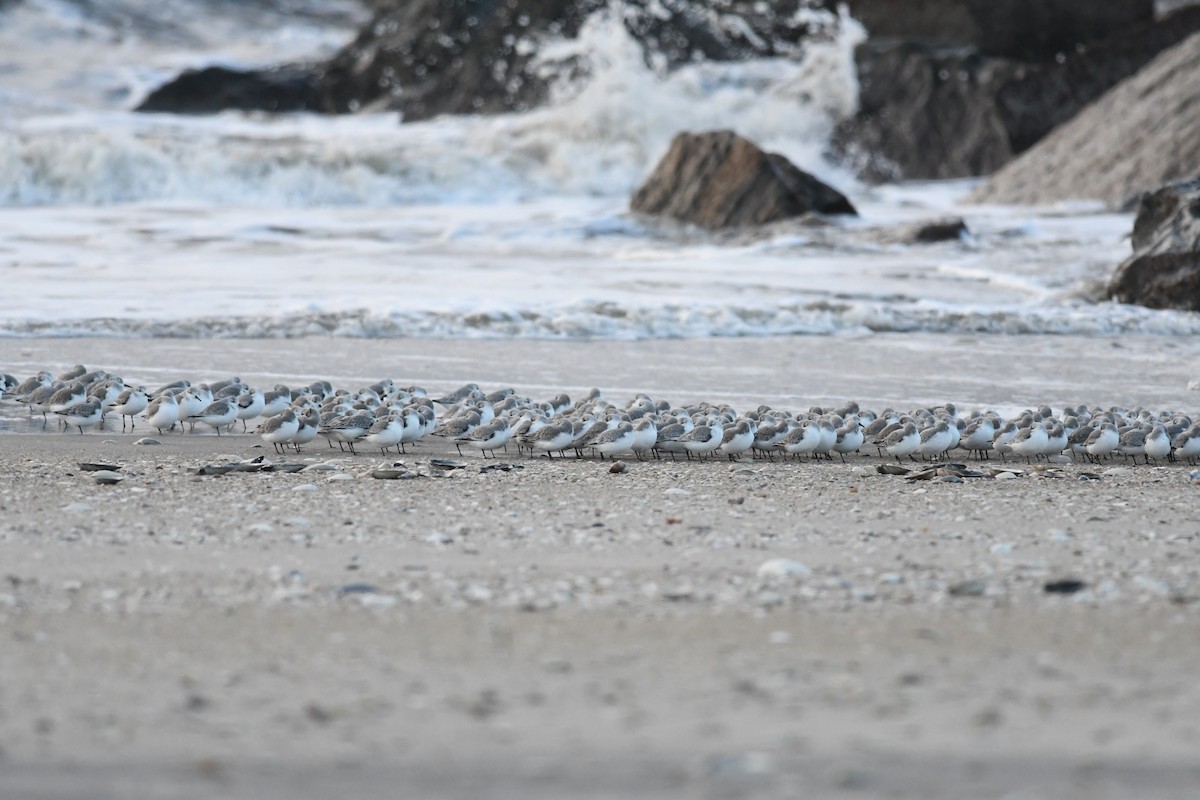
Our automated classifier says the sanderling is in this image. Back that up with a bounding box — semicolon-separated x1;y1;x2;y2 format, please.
434;383;480;406
720;419;756;461
1144;424;1172;464
236;388;265;431
143;392;181;434
958;417;995;459
258;409;300;454
320;411;375;454
457;417;512;458
190;398;238;435
261;387;292;417
110;386;150;431
589;421;635;459
524;418;575;458
1084;422;1120;461
831;418;864;462
364;413;405;455
54;399;103;434
1118;425;1148;463
778;420;822;459
1008;422;1049;462
290;409;320;452
1172;423;1200;464
880;422;920;462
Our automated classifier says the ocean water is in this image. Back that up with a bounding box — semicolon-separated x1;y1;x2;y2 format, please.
2;0;1199;343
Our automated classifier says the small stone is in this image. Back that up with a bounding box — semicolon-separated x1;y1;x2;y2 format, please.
757;559;810;579
92;470;123;485
337;583;380;596
661;584;695;601
326;473;354;482
948;579;987;597
292;483;317;492
1044;579;1087;595
133;437;161;446
992;471;1018;481
608;460;627;474
1102;467;1132;477
663;487;690;496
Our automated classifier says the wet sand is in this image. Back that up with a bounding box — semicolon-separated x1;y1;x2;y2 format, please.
2;336;1200;798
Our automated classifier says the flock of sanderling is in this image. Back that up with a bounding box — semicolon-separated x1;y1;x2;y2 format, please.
2;364;1200;466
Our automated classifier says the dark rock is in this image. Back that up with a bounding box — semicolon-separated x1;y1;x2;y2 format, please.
1043;579;1087;594
630;130;856;229
972;27;1200;206
840;8;1200;182
835;41;1018;181
1129;180;1200;252
314;0;837;121
908;218;969;244
1109;178;1200;312
137;65;322;114
845;0;1152;61
1113;252;1200;311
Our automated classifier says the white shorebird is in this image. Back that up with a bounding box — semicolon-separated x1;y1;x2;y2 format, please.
258;409;300;454
590;421;635;459
364;413;405;455
881;422;920;462
1084;422;1120;461
236;388;265;431
1144;424;1172;463
190;398;238;435
109;386;150;431
55;399;103;434
719;419;755;461
1173;424;1200;464
457;417;512;458
916;420;953;460
143;392;181;434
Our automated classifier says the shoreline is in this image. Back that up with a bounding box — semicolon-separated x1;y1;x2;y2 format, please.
2;336;1199;798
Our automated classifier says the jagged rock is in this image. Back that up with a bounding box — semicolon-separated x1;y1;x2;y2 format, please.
630;130;856;229
1108;180;1200;311
313;0;837;121
908;218;969;243
971;27;1200;206
835;41;1016;181
136;65;321;114
844;0;1152;61
838;7;1200;182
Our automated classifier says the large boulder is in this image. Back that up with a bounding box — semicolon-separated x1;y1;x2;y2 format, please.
313;0;836;120
970;29;1200;207
1108;181;1200;311
136;65;322;114
630;130;856;228
837;6;1200;182
844;0;1153;61
834;41;1017;181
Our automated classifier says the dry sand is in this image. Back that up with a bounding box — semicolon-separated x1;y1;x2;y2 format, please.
2;336;1200;798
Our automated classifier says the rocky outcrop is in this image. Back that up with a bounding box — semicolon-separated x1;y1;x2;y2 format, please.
136;65;321;114
313;0;837;120
844;0;1152;61
1108;181;1200;311
836;6;1200;182
834;42;1017;181
630;131;856;229
971;29;1200;207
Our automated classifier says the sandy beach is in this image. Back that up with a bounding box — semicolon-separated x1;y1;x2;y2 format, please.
2;336;1199;798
